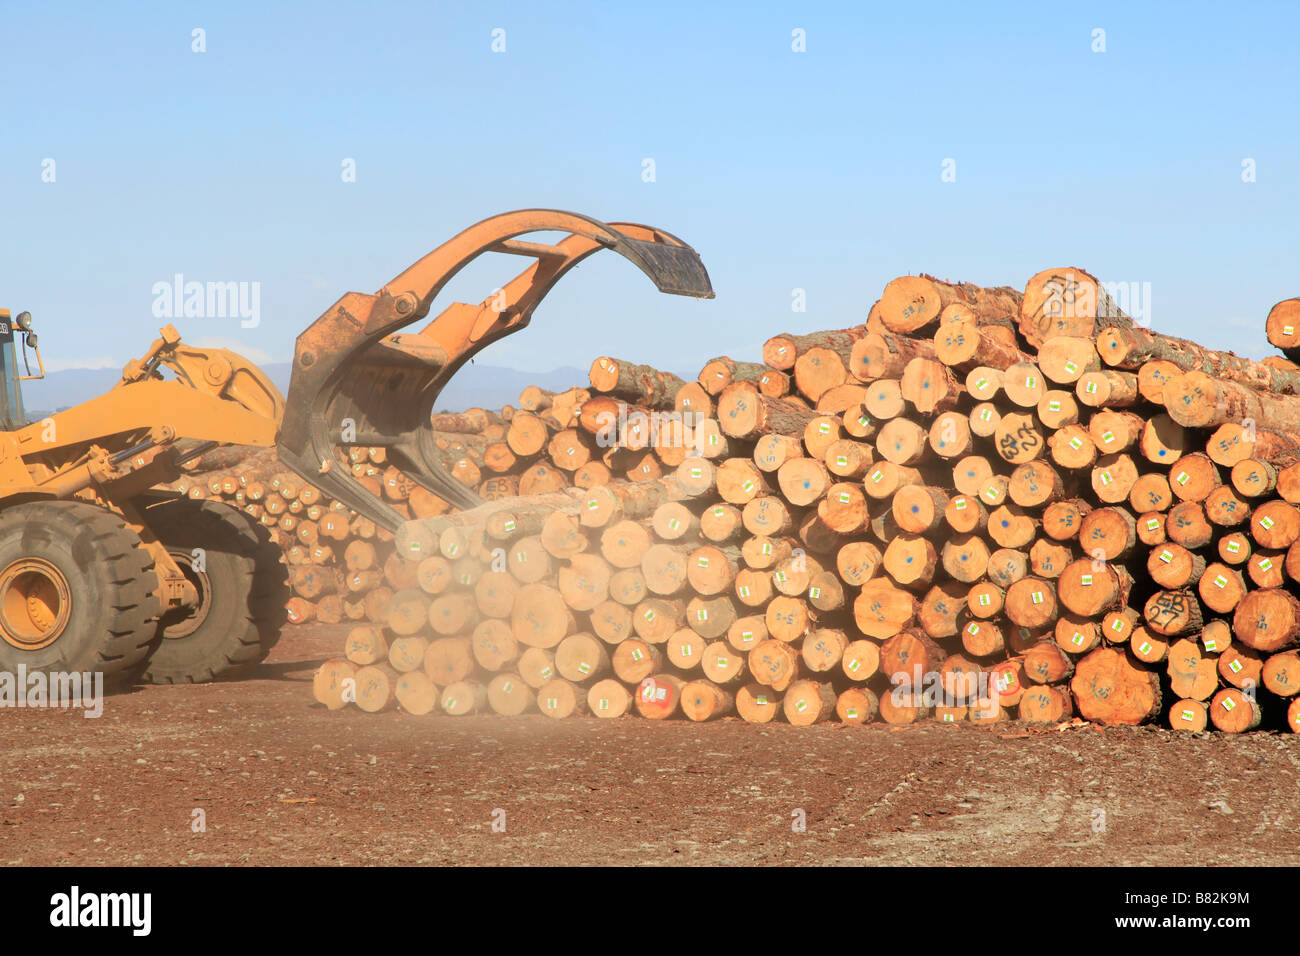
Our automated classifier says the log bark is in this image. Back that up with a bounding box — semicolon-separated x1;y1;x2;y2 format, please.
1099;325;1300;395
763;328;865;372
879;275;1021;334
588;357;685;408
1164;370;1300;430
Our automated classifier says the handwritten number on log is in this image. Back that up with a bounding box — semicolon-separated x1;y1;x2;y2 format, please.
1151;591;1186;625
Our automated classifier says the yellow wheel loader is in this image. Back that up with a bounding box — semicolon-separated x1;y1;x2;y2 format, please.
0;210;712;685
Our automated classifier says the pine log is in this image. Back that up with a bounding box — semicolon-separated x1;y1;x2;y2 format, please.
588;357;685;408
1069;647;1161;725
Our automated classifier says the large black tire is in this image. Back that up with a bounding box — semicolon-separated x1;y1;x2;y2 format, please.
0;500;160;684
140;498;289;683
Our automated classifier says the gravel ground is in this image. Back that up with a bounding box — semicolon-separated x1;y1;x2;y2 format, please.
1;623;1298;866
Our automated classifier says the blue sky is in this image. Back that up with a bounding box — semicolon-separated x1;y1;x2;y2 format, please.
2;0;1297;384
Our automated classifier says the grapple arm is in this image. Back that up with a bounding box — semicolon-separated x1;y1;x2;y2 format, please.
276;209;713;532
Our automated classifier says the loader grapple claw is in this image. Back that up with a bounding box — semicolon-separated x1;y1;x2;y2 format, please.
277;209;712;532
617;234;714;298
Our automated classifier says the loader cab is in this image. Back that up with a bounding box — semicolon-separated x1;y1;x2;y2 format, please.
0;309;44;432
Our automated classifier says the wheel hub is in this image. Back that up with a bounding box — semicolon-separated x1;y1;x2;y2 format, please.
0;558;73;651
159;549;212;639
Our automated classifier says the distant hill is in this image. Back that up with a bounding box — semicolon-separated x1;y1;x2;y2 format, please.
19;362;588;420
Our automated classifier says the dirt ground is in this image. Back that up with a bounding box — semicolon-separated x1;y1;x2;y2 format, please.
1;623;1298;866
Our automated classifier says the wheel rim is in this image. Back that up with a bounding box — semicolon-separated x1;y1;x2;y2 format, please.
0;558;73;651
159;549;212;639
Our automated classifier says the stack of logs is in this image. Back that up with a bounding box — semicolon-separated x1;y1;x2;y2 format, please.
302;269;1300;733
168;445;408;627
166;391;604;627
